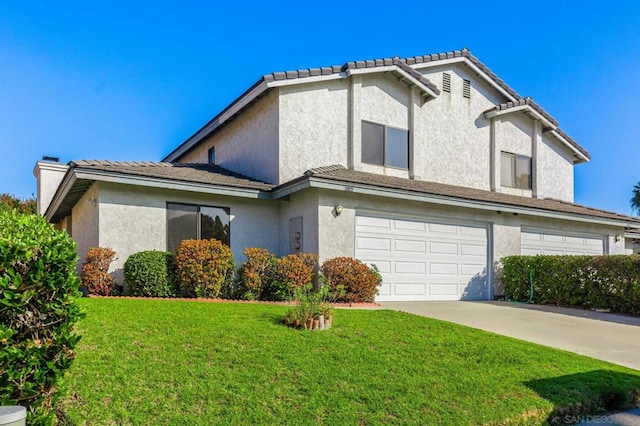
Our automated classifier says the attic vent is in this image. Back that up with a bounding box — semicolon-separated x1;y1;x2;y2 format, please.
442;73;451;92
462;79;471;98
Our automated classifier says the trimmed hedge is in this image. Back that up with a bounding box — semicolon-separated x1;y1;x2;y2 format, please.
321;257;381;303
124;251;178;297
0;209;82;424
502;255;640;315
175;239;235;298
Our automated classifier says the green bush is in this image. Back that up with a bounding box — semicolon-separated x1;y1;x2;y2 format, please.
236;248;278;300
0;209;82;424
321;257;381;303
502;255;640;315
124;251;179;297
175;239;235;298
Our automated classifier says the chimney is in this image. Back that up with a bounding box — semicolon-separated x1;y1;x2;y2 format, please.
33;156;69;217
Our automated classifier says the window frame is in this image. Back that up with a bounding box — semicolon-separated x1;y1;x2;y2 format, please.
166;202;230;252
361;120;409;169
500;151;532;190
208;147;216;165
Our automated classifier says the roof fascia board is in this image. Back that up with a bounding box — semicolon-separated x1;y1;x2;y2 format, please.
413;57;518;102
485;105;555;129
545;129;590;163
392;67;439;98
163;80;269;162
74;170;268;199
305;177;638;228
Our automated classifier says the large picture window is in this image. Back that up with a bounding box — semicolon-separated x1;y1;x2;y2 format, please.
361;121;409;169
500;152;532;190
167;202;230;252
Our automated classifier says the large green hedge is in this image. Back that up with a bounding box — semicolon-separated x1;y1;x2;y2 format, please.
124;251;179;297
0;209;82;424
502;255;640;315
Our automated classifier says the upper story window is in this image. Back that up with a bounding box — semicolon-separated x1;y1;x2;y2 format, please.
361;121;409;169
501;152;531;190
166;202;230;252
208;147;216;165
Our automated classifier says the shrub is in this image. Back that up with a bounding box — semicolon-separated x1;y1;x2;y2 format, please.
0;209;82;424
236;248;277;300
124;251;178;297
321;257;381;303
175;239;235;298
262;252;318;301
81;247;117;295
0;193;37;215
502;255;640;315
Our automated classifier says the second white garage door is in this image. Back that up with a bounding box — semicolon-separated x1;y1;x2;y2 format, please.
355;215;489;302
521;230;604;255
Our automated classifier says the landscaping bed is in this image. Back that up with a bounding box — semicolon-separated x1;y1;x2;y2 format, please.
59;298;640;425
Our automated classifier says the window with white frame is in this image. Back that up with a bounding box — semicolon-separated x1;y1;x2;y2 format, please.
361;121;409;169
166;202;230;252
500;152;531;190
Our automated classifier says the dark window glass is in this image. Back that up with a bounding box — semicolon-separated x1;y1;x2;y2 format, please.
500;152;531;190
200;206;230;245
385;127;409;169
167;203;198;253
208;147;215;165
361;121;384;166
167;203;230;252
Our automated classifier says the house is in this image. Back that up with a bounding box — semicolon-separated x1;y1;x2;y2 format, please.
34;48;640;301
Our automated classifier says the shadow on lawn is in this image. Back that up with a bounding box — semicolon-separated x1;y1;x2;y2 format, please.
524;369;640;424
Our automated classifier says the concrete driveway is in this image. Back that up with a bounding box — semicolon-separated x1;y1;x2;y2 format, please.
380;301;640;371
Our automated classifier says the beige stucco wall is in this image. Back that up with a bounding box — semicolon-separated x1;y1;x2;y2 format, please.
494;113;534;197
279;80;349;183
33;161;69;215
537;134;574;202
71;182;100;275
178;90;280;184
97;182;280;285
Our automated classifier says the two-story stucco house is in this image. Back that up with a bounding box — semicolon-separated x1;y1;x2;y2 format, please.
34;48;640;301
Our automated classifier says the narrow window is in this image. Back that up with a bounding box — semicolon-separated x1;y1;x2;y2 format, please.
442;73;451;93
463;79;471;98
361;121;409;169
500;152;531;190
167;202;230;252
208;147;216;165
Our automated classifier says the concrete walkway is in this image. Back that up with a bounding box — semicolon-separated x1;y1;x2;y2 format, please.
380;301;640;371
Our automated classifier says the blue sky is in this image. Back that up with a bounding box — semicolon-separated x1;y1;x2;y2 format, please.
1;1;639;214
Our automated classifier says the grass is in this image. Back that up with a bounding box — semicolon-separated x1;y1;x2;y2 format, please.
59;299;640;425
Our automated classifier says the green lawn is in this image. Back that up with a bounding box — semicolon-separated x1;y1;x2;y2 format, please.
59;299;640;425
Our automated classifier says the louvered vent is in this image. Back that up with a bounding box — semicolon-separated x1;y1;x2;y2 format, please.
442;73;451;93
463;79;471;98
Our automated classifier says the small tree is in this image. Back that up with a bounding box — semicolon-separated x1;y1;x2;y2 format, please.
0;193;37;215
631;182;640;216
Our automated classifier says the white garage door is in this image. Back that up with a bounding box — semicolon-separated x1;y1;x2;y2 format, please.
355;215;489;302
521;230;604;255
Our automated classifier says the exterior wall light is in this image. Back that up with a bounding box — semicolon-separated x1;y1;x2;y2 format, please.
615;234;622;242
334;204;343;216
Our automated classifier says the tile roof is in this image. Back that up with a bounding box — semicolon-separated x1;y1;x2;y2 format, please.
302;165;640;224
71;160;274;191
485;98;590;161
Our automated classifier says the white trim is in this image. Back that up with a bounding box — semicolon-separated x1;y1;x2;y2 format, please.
392;67;439;98
265;73;345;88
484;104;555;129
44;172;77;221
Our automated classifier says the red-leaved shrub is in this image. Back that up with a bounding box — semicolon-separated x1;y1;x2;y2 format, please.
321;257;381;303
81;247;116;295
175;239;235;298
237;247;277;300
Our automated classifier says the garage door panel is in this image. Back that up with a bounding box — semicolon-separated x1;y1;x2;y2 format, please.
521;231;603;256
394;261;427;274
395;239;427;253
394;283;428;296
429;241;458;255
356;237;391;251
429;262;458;275
356;215;489;302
